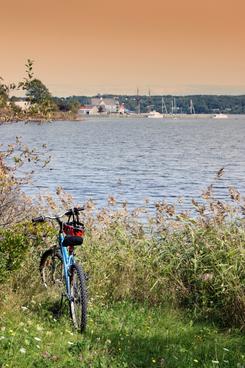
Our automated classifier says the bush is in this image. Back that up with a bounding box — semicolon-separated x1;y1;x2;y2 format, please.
78;202;245;328
0;227;29;283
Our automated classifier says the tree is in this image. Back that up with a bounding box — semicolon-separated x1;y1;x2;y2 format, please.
26;78;52;104
19;60;57;115
0;77;9;108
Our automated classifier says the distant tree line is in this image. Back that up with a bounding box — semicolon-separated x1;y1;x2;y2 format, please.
64;94;245;114
108;94;245;114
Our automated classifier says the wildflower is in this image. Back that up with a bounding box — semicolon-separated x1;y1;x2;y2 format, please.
19;347;26;354
34;337;41;341
200;273;214;282
21;306;28;311
36;325;43;331
194;359;198;363
152;359;156;363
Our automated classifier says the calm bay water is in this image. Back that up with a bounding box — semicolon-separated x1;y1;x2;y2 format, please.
1;116;245;210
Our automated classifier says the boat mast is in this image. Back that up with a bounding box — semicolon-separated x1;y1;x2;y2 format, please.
136;88;141;114
189;99;195;114
174;98;177;114
162;96;168;114
171;99;174;114
148;89;153;112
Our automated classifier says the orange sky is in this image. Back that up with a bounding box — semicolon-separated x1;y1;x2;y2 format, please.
1;0;245;96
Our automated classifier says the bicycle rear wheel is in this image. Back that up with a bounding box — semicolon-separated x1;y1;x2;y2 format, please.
69;263;87;333
40;248;63;289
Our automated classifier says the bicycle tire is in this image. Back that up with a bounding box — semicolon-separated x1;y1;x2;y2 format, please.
69;263;87;333
40;248;63;288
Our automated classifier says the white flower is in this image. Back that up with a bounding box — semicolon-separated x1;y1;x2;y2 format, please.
34;337;41;341
20;347;26;354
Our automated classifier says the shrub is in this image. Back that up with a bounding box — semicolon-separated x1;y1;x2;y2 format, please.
78;201;245;328
0;227;29;283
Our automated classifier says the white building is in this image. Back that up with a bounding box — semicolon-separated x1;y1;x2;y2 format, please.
9;101;30;111
78;105;98;115
91;97;119;113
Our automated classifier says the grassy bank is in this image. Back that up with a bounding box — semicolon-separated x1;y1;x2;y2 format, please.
0;151;245;366
0;108;82;124
0;297;244;368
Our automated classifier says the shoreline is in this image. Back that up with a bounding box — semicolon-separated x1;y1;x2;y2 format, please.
1;112;245;125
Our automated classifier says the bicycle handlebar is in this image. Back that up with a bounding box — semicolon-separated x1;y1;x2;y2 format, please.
64;207;84;216
32;207;84;224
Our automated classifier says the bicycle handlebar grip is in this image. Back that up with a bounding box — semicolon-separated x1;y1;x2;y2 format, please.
32;216;45;223
74;207;84;212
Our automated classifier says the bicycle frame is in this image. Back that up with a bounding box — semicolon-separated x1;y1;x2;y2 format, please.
59;233;75;301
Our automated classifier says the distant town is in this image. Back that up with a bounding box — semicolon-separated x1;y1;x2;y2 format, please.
57;93;245;116
2;61;245;122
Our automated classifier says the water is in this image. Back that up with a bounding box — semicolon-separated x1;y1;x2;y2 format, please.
1;116;245;210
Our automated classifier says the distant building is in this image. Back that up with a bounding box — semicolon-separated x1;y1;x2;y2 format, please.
91;97;119;113
78;105;98;115
10;101;30;111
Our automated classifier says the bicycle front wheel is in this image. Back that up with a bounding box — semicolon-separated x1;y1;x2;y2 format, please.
69;263;87;333
40;248;63;289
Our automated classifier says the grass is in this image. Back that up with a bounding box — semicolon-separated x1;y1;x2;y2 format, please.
0;298;244;368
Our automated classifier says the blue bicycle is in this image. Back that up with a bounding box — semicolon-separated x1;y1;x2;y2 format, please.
33;207;87;332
